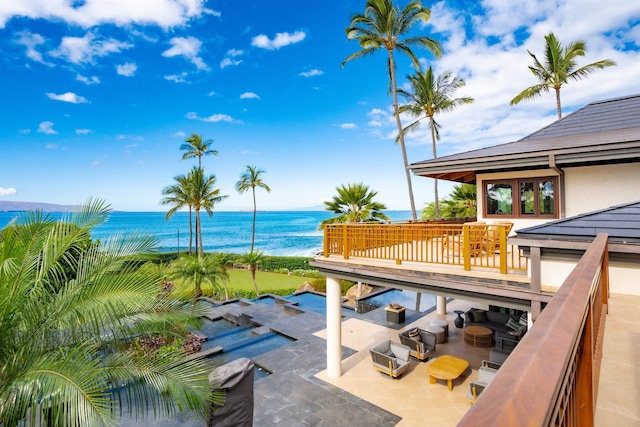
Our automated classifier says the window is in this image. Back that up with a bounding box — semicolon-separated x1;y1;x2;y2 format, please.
485;177;557;218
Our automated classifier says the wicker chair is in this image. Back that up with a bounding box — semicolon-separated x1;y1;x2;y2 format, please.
398;327;437;361
369;340;411;378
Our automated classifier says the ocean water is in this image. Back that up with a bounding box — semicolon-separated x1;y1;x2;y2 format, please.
0;210;413;257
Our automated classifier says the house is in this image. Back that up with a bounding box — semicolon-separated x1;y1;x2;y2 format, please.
311;94;640;424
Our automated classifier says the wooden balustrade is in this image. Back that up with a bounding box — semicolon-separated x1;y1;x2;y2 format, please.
458;233;609;427
322;222;527;273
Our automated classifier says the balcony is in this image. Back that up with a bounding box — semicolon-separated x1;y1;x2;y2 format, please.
322;220;528;275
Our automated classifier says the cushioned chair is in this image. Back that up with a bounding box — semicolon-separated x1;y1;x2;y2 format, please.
483;221;514;254
467;364;499;403
399;327;437;361
369;340;411;378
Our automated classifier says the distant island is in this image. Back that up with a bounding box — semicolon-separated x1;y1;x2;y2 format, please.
0;201;80;212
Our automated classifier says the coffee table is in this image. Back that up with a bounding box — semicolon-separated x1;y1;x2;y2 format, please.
464;325;494;347
425;355;469;391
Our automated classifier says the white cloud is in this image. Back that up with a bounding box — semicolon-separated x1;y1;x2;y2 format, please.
0;1;219;29
37;121;57;134
51;32;132;64
0;187;16;196
162;36;208;70
300;69;323;77
76;73;100;85
185;112;235;123
15;31;47;63
207;91;216;96
173;131;186;137
76;129;91;135
164;72;189;83
116;62;137;76
251;31;306;50
220;57;242;69
340;123;357;129
227;48;243;57
240;92;260;100
46;92;88;103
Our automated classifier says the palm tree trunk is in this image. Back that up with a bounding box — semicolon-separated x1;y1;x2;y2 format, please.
251;267;260;297
388;49;417;220
195;208;200;258
430;116;440;219
188;206;193;256
251;187;257;252
555;88;562;120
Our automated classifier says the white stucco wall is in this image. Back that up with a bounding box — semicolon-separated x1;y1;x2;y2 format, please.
564;163;640;217
540;258;640;296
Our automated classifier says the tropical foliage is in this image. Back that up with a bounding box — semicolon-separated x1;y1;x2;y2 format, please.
343;0;442;220
319;183;389;229
510;32;616;119
170;254;226;302
0;200;220;426
161;173;195;255
421;183;477;219
239;250;266;297
236;166;271;252
398;67;474;218
180;133;218;168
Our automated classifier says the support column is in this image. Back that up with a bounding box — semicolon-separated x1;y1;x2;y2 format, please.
326;276;342;378
437;295;446;315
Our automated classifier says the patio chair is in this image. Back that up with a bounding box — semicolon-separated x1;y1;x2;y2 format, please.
483;221;514;254
398;327;437;361
369;340;411;378
441;221;487;257
467;364;499;403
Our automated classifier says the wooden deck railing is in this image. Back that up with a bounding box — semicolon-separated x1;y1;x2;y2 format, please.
322;222;527;273
458;233;609;427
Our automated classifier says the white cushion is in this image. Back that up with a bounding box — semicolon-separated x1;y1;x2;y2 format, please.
390;342;410;362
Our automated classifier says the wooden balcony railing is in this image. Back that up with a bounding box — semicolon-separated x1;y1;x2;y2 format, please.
458;233;609;427
322;221;527;274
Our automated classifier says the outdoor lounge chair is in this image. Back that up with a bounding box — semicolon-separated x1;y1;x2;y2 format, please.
467;363;499;403
441;221;487;257
483;221;514;254
369;340;411;378
398;327;437;361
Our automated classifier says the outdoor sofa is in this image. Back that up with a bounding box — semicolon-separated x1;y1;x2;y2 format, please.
464;308;522;334
398;327;437;361
369;340;411;378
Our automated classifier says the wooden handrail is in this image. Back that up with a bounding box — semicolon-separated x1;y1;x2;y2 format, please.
458;233;609;427
322;222;527;273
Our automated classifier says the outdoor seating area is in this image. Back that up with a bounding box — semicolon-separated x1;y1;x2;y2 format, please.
369;340;412;378
398;327;437;361
467;360;501;403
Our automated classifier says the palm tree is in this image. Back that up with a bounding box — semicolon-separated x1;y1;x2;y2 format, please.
236;166;271;252
398;67;474;218
187;166;228;257
343;0;442;220
240;250;265;297
0;199;221;426
420;183;477;219
510;32;616;119
319;182;389;229
171;254;225;301
211;252;233;300
161;174;195;255
180;133;218;168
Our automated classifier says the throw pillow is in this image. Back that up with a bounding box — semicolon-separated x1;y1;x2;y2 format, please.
508;328;524;338
506;318;520;331
409;328;421;342
519;313;528;328
470;310;487;323
390;357;398;370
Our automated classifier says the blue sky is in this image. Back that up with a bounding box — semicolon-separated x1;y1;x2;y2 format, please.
1;0;639;212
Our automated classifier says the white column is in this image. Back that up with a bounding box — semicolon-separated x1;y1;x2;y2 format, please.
326;276;342;378
437;295;447;315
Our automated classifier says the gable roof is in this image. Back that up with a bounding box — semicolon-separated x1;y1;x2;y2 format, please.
410;94;640;183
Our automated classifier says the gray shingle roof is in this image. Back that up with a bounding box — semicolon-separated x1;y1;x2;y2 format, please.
409;94;640;182
514;200;640;244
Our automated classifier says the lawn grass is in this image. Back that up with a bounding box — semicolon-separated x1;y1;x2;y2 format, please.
170;269;319;299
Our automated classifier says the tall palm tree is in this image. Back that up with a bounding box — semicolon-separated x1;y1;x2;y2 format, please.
0;199;221;426
161;174;195;255
211;252;233;300
343;0;442;220
510;32;616;119
398;67;474;218
180;133;218;168
187;167;228;257
240;250;265;297
171;254;224;301
319;182;389;229
236;166;271;252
